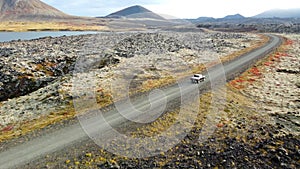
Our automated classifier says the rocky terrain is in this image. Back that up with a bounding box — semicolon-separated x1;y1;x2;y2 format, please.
16;34;300;169
241;34;300;134
0;31;259;140
1;31;299;169
196;19;300;33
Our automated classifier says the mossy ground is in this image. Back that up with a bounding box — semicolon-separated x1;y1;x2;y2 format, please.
16;35;300;169
50;85;296;169
49;36;299;169
0;34;268;143
0;21;108;32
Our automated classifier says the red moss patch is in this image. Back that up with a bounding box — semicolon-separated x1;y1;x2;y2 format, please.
247;78;256;83
216;123;224;128
264;62;273;66
2;125;14;132
249;67;261;76
285;39;294;45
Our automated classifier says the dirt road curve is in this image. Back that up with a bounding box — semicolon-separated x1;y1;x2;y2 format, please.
0;34;281;169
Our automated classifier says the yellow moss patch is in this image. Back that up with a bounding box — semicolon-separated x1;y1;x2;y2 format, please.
0;21;108;32
138;76;176;93
96;91;114;108
0;105;76;142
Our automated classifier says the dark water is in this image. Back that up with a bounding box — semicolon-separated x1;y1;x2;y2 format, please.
0;31;98;42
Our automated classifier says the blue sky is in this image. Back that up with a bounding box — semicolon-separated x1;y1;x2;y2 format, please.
42;0;300;18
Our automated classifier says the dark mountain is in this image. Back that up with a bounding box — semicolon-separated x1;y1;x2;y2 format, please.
222;14;245;20
106;5;165;20
254;8;300;18
0;0;72;21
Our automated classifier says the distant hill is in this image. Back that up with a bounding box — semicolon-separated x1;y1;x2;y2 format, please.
190;9;300;33
106;5;165;20
254;8;300;18
222;14;245;20
0;0;72;21
188;14;245;23
196;17;215;22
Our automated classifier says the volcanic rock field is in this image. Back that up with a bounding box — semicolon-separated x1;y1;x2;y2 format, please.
0;32;258;129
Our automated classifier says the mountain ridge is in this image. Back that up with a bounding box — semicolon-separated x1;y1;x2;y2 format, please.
193;8;300;21
254;8;300;18
223;14;245;20
106;5;165;20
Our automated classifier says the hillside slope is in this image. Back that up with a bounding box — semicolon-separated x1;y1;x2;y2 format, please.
106;5;165;20
0;0;73;21
254;8;300;18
